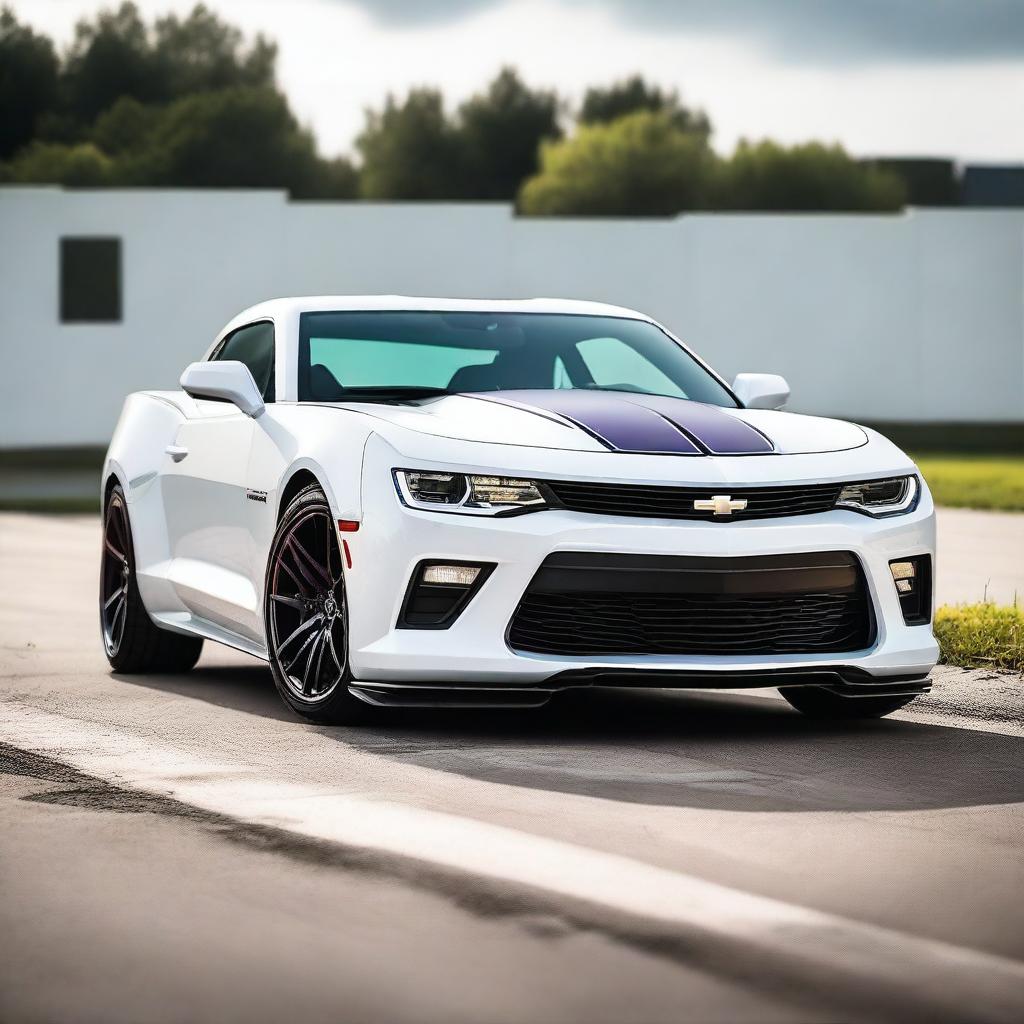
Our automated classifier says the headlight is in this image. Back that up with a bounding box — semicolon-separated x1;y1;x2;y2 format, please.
835;475;919;517
394;470;547;516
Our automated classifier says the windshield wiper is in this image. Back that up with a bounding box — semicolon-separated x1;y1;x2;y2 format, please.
335;386;452;403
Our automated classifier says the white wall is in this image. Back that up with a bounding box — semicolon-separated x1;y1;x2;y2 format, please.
1;186;1021;448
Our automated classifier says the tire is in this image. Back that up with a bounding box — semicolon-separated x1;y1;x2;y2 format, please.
100;485;204;673
779;685;918;720
263;483;365;724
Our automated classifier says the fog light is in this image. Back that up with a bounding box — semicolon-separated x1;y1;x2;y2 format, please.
399;560;495;629
890;561;916;581
888;556;932;626
422;564;480;586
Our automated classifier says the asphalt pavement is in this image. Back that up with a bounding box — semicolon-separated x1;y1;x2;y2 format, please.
1;512;1021;1023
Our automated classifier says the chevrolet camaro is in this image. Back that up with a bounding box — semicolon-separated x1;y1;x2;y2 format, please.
101;296;938;723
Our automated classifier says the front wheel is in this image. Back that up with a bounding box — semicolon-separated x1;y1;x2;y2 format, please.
264;484;365;724
779;686;918;720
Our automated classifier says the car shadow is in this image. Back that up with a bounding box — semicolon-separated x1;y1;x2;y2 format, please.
329;686;1024;813
119;655;1024;814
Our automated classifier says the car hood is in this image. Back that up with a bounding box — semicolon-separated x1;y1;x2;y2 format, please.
333;390;867;456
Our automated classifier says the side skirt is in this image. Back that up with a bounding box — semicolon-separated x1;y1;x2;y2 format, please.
150;611;269;661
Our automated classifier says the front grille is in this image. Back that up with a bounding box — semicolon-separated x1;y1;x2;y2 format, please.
508;551;873;657
543;480;843;521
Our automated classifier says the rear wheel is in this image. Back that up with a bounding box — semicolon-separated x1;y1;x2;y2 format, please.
100;485;203;673
779;686;918;719
264;484;364;724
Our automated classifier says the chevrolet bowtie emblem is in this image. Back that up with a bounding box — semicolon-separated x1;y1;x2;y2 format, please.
693;494;748;516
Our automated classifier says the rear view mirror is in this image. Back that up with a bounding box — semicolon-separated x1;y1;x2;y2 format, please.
180;361;265;418
731;373;790;411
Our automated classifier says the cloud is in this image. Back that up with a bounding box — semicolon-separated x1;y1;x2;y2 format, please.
348;0;1024;63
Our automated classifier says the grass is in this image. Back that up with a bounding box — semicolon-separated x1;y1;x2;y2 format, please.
935;602;1024;673
912;454;1024;512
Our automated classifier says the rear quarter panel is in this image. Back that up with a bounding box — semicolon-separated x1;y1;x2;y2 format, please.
104;392;194;614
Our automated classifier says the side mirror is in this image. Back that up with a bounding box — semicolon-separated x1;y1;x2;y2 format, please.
180;361;265;418
731;372;790;411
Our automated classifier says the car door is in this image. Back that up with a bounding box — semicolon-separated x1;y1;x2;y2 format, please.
162;321;276;639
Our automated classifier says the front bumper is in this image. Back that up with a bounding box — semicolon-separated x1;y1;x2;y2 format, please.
341;453;939;695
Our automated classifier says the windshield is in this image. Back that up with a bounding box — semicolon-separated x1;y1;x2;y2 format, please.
298;311;737;407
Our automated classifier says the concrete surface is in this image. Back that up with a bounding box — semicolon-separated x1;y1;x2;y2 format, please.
1;513;1022;1023
935;506;1024;606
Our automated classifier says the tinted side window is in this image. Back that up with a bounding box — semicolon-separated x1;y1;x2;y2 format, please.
213;322;275;401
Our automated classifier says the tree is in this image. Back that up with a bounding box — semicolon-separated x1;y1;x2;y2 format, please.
3;141;112;185
456;68;561;200
152;5;276;99
59;2;160;126
58;2;277;129
715;140;905;212
132;87;330;194
519;110;716;216
92;95;154;156
580;74;710;139
356;89;464;199
0;8;59;160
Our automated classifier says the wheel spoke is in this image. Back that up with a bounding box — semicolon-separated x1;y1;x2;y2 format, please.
111;594;127;647
301;629;328;695
287;533;332;591
269;593;305;611
104;537;125;562
275;613;322;659
326;628;345;679
277;555;310;597
284;622;323;675
311;628;328;692
103;585;125;611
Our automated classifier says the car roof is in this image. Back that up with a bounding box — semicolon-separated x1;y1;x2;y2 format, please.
222;295;654;334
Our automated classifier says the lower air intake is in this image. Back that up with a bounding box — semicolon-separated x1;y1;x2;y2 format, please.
508;551;873;657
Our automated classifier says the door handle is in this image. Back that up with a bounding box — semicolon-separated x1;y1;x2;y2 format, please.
165;444;189;462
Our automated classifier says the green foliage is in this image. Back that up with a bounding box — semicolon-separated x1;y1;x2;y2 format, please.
0;3;355;197
133;87;324;191
519;110;716;216
3;140;112;186
357;69;561;201
0;7;59;160
457;68;561;200
914;455;1024;512
936;603;1024;672
714;139;905;211
58;2;275;127
580;74;710;138
92;96;154;155
357;88;464;199
0;5;914;210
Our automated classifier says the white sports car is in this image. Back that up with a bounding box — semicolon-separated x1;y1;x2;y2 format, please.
101;296;938;723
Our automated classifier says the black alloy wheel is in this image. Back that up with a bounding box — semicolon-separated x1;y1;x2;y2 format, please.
265;484;363;723
100;485;203;673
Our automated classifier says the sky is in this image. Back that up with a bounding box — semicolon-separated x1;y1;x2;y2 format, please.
13;0;1024;163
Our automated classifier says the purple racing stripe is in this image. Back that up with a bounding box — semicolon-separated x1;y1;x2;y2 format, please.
623;394;774;454
481;390;702;454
